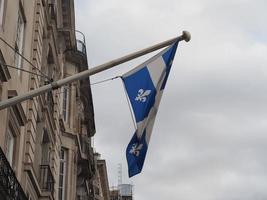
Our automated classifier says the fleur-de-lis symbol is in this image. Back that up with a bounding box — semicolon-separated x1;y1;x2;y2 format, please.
129;143;143;157
135;89;151;102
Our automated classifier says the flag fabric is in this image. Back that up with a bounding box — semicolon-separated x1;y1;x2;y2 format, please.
122;41;179;177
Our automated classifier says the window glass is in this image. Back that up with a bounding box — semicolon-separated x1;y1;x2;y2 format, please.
14;9;25;72
0;0;4;25
58;148;67;200
5;127;14;166
62;87;69;121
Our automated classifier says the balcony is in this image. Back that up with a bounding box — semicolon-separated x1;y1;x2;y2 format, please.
64;30;88;67
77;135;95;179
39;165;54;194
79;81;96;138
76;31;86;55
79;135;92;160
0;147;27;200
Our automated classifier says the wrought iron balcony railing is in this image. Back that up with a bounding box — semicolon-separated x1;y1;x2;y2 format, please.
63;30;88;66
39;165;54;194
79;135;94;160
79;135;92;164
0;147;27;200
75;31;86;55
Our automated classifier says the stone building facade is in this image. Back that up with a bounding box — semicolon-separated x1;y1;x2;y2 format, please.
110;184;133;200
92;153;110;200
110;189;121;200
0;0;96;200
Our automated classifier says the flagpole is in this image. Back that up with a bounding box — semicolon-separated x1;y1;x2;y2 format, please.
0;31;190;110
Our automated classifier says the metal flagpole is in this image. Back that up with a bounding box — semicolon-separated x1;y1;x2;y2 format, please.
0;31;191;110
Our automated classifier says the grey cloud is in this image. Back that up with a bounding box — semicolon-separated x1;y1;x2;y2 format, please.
75;0;267;199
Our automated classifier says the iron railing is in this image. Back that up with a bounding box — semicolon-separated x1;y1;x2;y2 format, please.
0;147;27;200
78;135;96;179
75;31;86;55
79;135;90;156
39;165;54;194
79;135;94;161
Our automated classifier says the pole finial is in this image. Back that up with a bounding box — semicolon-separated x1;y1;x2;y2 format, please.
182;31;191;42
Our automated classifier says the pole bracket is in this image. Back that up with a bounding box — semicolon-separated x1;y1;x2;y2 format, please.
51;81;59;90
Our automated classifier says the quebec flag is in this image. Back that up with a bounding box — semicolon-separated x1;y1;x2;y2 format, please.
122;41;178;177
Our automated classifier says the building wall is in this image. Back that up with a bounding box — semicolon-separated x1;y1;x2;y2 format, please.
110;189;121;200
0;0;96;200
97;159;110;200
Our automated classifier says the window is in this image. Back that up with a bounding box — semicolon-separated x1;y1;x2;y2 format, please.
47;46;55;79
0;85;2;100
49;0;57;21
41;128;50;165
58;148;67;200
62;87;69;121
0;50;11;82
14;8;25;73
0;0;5;26
5;126;15;166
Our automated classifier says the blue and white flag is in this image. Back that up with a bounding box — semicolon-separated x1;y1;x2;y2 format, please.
122;41;178;177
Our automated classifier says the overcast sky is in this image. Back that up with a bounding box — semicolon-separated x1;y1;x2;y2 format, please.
75;0;267;199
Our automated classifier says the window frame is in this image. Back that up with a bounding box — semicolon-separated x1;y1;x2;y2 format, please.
0;0;5;28
62;86;69;122
14;5;26;74
0;49;11;82
5;125;15;166
41;128;51;165
58;148;67;200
